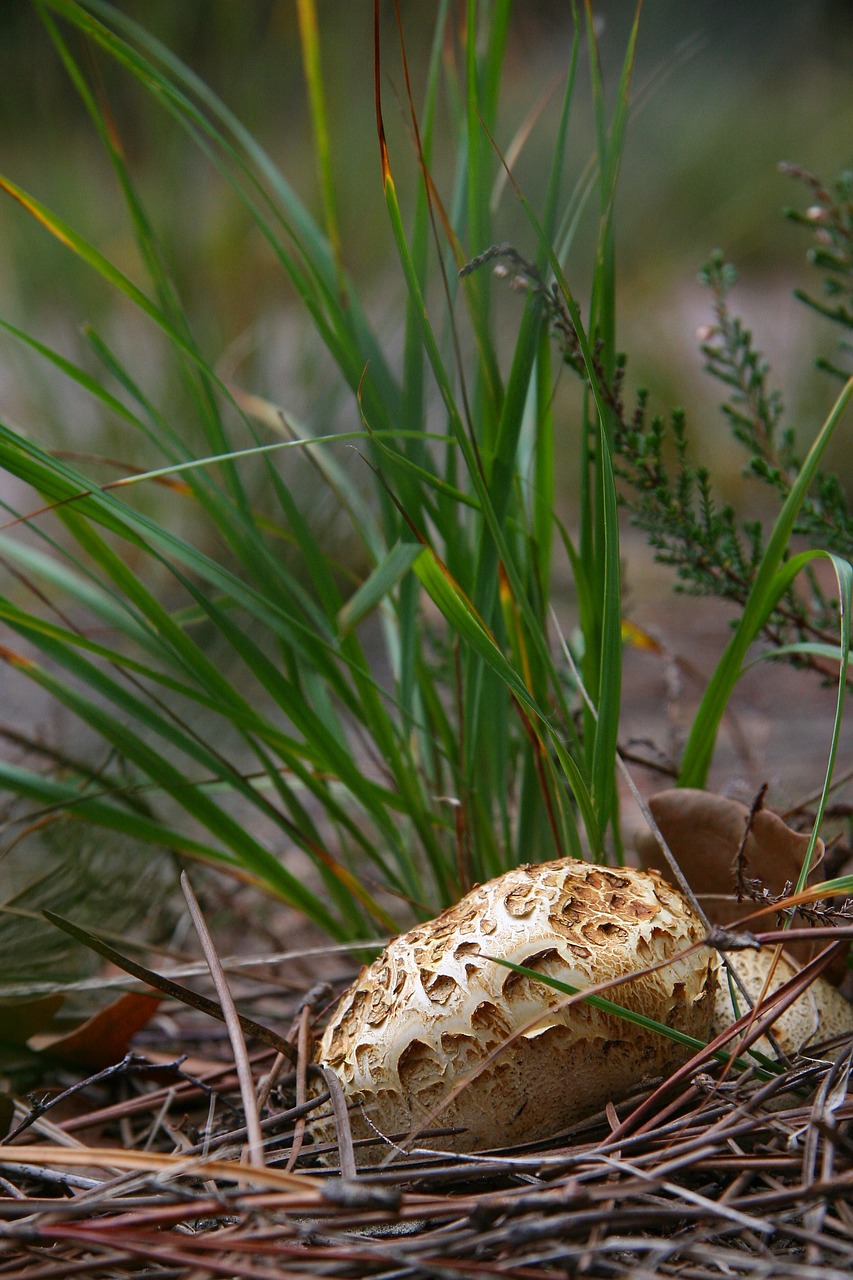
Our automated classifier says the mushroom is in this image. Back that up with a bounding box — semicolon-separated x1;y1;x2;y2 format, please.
713;947;853;1058
312;858;718;1161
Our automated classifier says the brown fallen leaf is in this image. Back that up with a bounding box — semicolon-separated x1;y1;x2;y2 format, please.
636;788;823;898
28;991;161;1070
635;788;847;981
0;994;65;1047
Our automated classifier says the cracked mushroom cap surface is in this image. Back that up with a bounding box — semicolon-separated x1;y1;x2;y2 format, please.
713;948;853;1058
313;858;718;1161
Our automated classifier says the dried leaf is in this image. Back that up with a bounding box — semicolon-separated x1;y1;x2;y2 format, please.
0;994;64;1046
29;991;161;1069
636;788;823;900
635;788;845;978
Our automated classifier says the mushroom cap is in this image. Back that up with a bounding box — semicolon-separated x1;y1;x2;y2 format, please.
713;948;853;1058
313;859;717;1161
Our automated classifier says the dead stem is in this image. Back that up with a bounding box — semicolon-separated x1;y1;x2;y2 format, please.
180;873;265;1169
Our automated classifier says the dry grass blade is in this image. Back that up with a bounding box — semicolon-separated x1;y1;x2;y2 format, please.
179;873;265;1168
282;1004;311;1173
42;908;298;1065
316;1064;358;1179
801;1042;853;1255
0;1145;319;1191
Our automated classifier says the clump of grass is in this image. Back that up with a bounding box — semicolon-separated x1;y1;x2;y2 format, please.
0;0;631;944
0;1;850;958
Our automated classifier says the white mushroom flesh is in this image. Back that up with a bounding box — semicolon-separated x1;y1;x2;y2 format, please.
313;859;718;1160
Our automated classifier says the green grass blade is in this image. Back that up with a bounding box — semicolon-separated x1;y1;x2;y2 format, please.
41;0;403;436
0;652;345;934
499;170;622;851
296;0;345;295
487;955;771;1075
413;545;596;849
337;543;424;635
791;552;851;894
0;759;241;863
678;374;853;788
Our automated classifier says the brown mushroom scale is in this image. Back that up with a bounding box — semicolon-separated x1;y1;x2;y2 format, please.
313;859;717;1161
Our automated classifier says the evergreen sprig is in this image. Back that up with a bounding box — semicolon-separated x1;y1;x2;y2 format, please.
473;167;853;670
781;162;853;384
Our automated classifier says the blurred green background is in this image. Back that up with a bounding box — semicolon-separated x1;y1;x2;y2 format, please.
1;0;851;492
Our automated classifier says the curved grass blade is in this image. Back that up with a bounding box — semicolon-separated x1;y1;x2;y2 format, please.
678;374;853;789
337;542;424;635
41;909;299;1064
486;955;772;1076
789;553;851;894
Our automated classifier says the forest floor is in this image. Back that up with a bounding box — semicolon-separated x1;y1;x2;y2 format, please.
2;549;853;1278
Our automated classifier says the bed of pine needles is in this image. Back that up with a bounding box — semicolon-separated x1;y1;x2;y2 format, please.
3;922;853;1280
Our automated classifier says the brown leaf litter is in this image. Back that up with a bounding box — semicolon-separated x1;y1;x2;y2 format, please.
1;809;853;1278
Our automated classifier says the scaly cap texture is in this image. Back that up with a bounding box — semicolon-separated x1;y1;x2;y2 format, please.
313;859;718;1161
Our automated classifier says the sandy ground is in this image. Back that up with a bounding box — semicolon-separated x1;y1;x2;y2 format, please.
617;538;852;842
